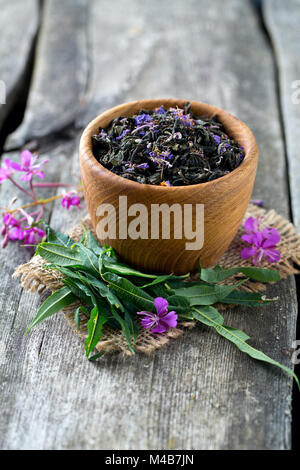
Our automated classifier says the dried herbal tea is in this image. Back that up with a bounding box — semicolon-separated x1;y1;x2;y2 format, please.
92;103;245;186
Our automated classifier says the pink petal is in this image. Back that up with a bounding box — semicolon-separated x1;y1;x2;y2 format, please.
261;228;280;248
241;247;257;259
137;310;153;316
154;297;169;316
264;248;281;263
33;170;45;179
20;150;34;168
252;231;264;247
161;311;178;328
20;172;33;181
9;161;23;171
151;323;167;334
253;248;264;265
244;217;259;233
241;233;256;244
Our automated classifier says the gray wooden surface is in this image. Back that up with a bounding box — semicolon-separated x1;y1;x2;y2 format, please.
0;0;299;450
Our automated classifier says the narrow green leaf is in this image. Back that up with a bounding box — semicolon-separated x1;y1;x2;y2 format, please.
103;257;157;279
192;305;225;326
193;307;299;389
175;282;245;306
74;244;99;275
45;224;75;248
85;306;108;357
62;277;94;306
88;351;106;361
165;295;191;312
26;286;76;333
110;306;135;354
220;290;273;307
102;272;154;311
74;306;89;330
147;283;176;299
141;275;175;288
36;243;82;266
86;231;104;255
200;264;280;283
75;271;125;312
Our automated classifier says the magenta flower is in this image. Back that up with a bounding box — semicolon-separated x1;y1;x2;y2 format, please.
137;297;177;334
61;190;82;210
0;159;14;183
10;150;49;181
241;217;281;265
23;225;46;245
1;213;25;248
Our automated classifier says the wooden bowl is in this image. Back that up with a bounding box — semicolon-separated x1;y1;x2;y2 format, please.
79;99;258;274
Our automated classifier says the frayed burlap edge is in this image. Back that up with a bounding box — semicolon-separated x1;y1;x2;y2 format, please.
13;204;300;355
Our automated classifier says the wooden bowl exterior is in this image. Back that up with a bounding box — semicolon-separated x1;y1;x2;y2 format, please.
79;99;258;274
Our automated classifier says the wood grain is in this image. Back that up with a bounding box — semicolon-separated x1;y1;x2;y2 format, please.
0;0;298;450
0;0;39;134
80;98;258;273
5;0;89;150
263;0;300;232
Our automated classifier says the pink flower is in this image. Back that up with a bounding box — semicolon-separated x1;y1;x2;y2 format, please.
10;150;49;181
0;159;14;183
241;217;281;265
23;226;46;245
61;190;82;210
137;297;178;334
1;213;25;247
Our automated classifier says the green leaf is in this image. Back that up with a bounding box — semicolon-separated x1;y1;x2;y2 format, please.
165;295;191;312
26;286;76;333
147;283;176;299
110;306;135;354
102;272;154;311
192;305;225;326
193;307;300;390
85;305;108;357
86;231;104;255
200;264;280;283
141;275;175;288
36;243;82;266
74;243;99;275
220;290;273;307
80;272;125;312
45;224;75;248
88;351;106;361
103;257;157;279
62;277;94;306
174;282;245;306
74;306;89;330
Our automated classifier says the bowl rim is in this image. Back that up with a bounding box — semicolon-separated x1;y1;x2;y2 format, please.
79;98;258;192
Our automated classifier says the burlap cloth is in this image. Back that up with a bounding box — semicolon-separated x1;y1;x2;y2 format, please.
13;204;300;356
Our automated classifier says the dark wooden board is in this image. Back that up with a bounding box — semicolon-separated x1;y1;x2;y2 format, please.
5;0;89;149
263;0;300;231
0;0;298;450
0;0;39;133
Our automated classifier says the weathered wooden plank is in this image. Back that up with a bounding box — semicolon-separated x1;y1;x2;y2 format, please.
0;0;297;450
5;0;89;150
263;0;300;232
0;0;39;135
